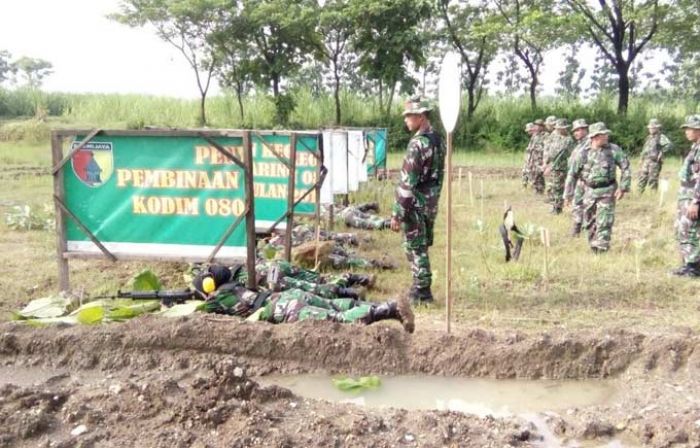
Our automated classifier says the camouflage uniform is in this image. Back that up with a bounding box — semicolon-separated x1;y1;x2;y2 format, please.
335;204;390;230
673;115;700;276
543;119;575;213
393;97;445;301
638;119;672;193
565;122;631;252
528;126;546;194
566;119;590;235
201;283;414;332
521;122;535;187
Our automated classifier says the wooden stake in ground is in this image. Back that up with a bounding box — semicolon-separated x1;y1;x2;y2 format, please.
438;52;461;334
540;227;550;283
458;167;463;192
468;171;474;206
480;178;485;222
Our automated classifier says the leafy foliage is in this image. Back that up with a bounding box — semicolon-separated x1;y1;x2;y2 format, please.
4;203;55;231
131;270;163;291
332;375;381;392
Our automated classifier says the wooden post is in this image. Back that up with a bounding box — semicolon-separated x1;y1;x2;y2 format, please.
468;171;474;206
51;132;70;291
328;203;335;230
458;167;462;192
243;132;257;290
445;131;453;334
284;134;298;262
540;227;550;282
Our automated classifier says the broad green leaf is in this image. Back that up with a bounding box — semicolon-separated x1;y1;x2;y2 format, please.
157;301;201;318
332;375;381;392
18;296;71;319
77;306;105;325
131;270;162;291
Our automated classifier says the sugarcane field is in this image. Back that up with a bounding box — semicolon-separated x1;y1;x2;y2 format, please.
2;1;700;447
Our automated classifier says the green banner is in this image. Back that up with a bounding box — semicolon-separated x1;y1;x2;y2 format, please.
63;132;320;260
366;129;387;175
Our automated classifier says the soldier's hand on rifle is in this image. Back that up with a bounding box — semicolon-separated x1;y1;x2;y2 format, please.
688;203;699;221
615;190;625;201
390;216;400;232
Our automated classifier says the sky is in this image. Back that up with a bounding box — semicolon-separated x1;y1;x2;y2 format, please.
0;0;667;100
0;0;217;98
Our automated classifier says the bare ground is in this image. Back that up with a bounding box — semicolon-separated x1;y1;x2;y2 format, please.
1;315;699;448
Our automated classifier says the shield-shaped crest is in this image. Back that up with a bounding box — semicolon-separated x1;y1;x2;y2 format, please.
71;141;114;187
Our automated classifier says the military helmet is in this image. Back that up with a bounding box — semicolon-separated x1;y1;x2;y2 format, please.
402;95;433;116
680;115;700;130
647;118;662;129
554;118;570;129
572;119;589;131
545;115;557;126
588;122;611;138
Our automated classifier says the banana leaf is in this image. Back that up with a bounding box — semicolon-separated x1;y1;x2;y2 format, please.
17;296;73;319
131;270;162;291
156;301;201;318
332;376;381;392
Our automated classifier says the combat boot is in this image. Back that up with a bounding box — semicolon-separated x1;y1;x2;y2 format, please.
358;202;380;213
346;273;376;288
570;223;581;237
369;300;414;333
409;285;434;305
336;287;366;300
381;219;392;230
673;262;700;277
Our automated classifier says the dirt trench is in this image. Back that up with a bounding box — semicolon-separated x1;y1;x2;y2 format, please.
0;316;699;447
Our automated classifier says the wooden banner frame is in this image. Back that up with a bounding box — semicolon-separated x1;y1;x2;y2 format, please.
51;128;258;291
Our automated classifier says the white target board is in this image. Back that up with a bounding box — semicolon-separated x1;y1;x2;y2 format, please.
320;131;334;204
330;131;348;194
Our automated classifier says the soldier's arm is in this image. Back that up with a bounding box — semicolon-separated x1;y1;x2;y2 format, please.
615;147;632;192
392;140;423;221
563;151;581;201
660;134;672;157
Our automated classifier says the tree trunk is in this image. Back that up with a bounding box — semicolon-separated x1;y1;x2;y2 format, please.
199;93;207;127
272;75;280;97
467;86;476;119
528;68;538;110
236;82;245;122
616;64;630;115
378;80;384;116
334;67;341;125
386;81;396;120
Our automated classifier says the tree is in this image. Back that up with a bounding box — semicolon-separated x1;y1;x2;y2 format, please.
564;0;667;114
555;45;586;98
0;50;15;85
13;57;53;88
438;0;500;118
319;0;354;124
350;0;432;118
111;0;221;126
494;0;561;109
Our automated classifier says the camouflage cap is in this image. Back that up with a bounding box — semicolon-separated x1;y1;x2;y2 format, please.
588;122;611;138
647;118;662;128
545;115;557;125
572;118;589;131
680;115;700;130
402;96;433;116
524;122;534;132
533;119;545;126
554;118;570;129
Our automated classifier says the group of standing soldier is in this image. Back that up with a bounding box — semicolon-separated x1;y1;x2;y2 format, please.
521;112;700;277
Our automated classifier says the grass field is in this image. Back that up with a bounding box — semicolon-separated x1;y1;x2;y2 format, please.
1;130;697;334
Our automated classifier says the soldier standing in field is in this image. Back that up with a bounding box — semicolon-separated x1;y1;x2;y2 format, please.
565;122;631;253
529;119;546;194
543;118;575;214
521;122;535;188
638;118;672;194
565;119;590;236
390;96;445;304
671;115;700;277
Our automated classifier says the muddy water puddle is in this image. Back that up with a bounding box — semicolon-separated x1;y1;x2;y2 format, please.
260;373;617;417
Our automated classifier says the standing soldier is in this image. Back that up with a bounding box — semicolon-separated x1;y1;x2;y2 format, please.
565;119;590;236
390;96;445;304
541;116;558;203
565;122;631;253
521;122;535;188
672;115;700;277
638;118;672;194
529;119;546;194
543;118;575;214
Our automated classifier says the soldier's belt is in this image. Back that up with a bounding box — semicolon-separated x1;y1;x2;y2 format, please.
585;179;615;189
681;180;698;189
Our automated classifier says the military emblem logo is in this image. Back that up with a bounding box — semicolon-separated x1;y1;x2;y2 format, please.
71;141;114;187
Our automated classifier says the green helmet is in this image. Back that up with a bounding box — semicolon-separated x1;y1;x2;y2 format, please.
680;115;700;130
588;122;612;138
572;119;589;131
402;96;433;116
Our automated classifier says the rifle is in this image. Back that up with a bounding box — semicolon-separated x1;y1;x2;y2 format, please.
115;289;200;306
